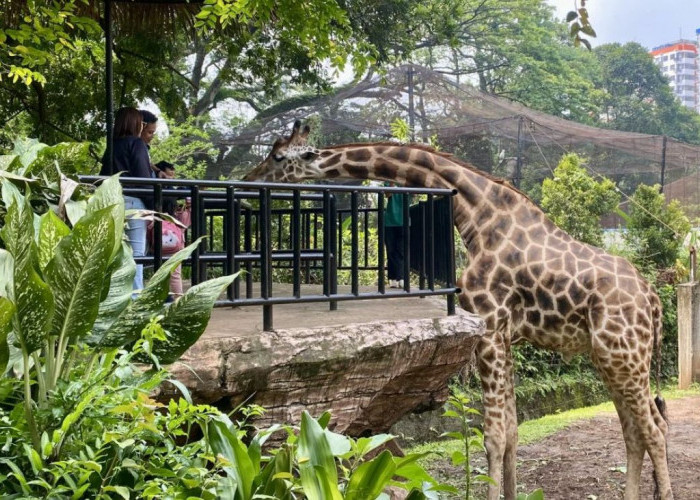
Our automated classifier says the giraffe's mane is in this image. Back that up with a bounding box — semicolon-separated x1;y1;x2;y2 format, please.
324;141;534;203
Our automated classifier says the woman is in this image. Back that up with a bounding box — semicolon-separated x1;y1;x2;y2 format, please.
101;106;154;292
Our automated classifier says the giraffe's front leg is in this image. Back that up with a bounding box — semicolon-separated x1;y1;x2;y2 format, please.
477;332;517;500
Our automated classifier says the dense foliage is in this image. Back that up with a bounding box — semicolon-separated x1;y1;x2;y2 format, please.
541;153;620;247
623;183;691;273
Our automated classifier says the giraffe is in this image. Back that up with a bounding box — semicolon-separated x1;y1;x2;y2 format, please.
244;121;672;500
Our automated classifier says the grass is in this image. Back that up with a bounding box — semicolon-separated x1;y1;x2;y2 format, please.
408;384;700;461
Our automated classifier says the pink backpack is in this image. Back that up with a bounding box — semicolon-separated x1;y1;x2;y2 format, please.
161;220;185;254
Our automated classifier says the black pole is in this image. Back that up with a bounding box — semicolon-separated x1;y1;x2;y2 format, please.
104;0;114;173
515;116;523;188
660;135;667;193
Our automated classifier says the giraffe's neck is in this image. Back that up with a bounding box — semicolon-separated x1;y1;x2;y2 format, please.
312;143;555;253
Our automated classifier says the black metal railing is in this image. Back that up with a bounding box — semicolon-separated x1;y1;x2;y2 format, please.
82;176;459;330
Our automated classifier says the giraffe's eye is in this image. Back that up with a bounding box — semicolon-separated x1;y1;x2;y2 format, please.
300;151;318;161
273;154;284;162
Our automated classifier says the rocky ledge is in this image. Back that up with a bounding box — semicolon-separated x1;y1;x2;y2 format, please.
157;309;485;436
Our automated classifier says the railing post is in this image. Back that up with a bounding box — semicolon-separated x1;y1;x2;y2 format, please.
244;206;253;298
153;183;163;271
190;185;201;285
377;192;386;294
259;187;273;330
350;190;359;296
292;190;301;298
402;190;411;291
226;186;236;301
427;194;435;291
330;194;338;310
447;193;457;316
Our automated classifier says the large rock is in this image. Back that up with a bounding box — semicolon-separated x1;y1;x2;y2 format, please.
158;309;485;435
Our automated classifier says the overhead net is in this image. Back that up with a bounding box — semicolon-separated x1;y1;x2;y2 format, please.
220;64;700;220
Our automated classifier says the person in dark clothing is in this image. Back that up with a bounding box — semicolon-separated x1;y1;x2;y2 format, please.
139;109;158;148
384;182;408;288
101;106;154;292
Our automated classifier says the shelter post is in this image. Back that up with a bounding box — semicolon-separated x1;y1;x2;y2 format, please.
104;0;114;173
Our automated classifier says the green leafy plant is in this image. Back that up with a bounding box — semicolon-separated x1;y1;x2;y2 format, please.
441;389;494;499
208;410;444;499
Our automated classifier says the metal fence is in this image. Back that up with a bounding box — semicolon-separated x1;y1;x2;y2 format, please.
83;176;459;330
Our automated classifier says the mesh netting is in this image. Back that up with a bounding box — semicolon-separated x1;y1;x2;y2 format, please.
221;64;700;220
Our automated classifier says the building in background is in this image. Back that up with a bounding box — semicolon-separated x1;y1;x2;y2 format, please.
651;35;699;113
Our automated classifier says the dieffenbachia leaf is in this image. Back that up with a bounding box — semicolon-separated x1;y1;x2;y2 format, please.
45;206;116;343
0;297;15;375
86;175;124;262
87;242;136;346
38;210;70;271
150;273;237;364
0;187;54;353
96;237;205;349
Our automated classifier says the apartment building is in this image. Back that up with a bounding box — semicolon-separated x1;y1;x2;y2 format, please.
651;35;699;113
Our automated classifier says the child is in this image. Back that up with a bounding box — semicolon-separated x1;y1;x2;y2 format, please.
154;161;191;299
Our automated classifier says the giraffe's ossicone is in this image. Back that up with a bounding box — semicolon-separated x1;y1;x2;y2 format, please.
244;121;673;500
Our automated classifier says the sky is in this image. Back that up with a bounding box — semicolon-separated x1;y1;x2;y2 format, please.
547;0;700;50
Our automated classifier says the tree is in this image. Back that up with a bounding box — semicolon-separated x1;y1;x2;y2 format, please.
624;183;690;272
541;153;620;246
594;42;700;142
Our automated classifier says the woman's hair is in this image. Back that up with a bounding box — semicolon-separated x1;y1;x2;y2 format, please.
114;107;143;138
140;109;158;124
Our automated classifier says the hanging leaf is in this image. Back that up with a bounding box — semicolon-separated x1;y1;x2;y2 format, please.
37;210;70;271
13;137;47;174
0;190;54;353
148;273;237;364
45;206;115;343
96;238;204;349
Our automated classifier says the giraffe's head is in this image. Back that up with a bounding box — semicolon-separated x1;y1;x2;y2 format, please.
243;120;322;182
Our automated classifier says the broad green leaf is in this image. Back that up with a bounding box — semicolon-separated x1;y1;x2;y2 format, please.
103;485;130;500
354;434;395;457
45;206;115;342
87;243;135;346
393;454;436;490
297;412;342;500
0;297;15;375
0;154;19;170
97;238;204;349
0;191;54;353
87;175;125;261
324;428;351;457
150;273;237;364
1;178;23;209
13;137;47;174
65;199;87;225
207;419;255;500
38;210;70;271
344;450;396;500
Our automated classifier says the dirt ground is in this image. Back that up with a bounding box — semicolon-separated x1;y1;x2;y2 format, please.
431;395;700;499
